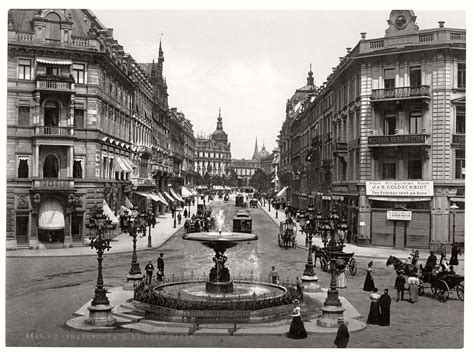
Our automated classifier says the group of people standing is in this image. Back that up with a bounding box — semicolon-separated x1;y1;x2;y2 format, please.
144;253;165;284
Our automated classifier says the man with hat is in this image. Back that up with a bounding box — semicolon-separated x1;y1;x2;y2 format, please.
145;259;154;285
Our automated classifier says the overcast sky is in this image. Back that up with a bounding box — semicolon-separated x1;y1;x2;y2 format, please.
91;8;465;159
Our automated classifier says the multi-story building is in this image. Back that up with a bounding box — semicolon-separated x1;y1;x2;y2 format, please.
231;138;271;183
278;10;465;249
6;9;191;249
194;110;232;178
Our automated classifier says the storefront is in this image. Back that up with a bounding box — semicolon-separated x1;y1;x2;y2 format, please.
367;181;433;249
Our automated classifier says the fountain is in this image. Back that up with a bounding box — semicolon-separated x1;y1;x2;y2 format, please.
132;209;306;324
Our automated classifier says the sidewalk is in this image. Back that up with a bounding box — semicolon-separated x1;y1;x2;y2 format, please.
259;202;464;266
6;204;199;258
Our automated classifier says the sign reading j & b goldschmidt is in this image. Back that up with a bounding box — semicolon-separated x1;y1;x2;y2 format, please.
366;181;434;196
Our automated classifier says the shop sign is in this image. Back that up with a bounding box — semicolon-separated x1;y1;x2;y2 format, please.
366;181;433;197
387;210;412;220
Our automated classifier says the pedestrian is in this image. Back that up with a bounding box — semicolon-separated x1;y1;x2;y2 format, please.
449;244;460;266
183;208;188;219
157;253;165;277
363;261;376;292
151;214;156;228
287;299;307;339
367;288;381;325
269;266;280;284
177;212;182;225
395;270;406;302
145;259;154;285
426;251;437;272
407;273;419;303
378;289;391;326
333;318;350;348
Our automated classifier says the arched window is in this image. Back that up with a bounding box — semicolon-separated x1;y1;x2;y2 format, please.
43;154;59;178
46;12;61;41
44;101;60;126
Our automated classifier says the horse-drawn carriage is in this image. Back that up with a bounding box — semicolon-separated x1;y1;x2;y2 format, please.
313;245;358;276
249;199;258;208
233;211;252;233
418;270;464;303
278;220;296;249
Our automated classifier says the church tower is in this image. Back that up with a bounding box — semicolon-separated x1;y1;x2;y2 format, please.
151;39;169;109
252;137;259;160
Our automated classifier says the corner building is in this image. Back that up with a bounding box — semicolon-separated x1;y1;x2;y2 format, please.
278;10;465;249
6;9;190;249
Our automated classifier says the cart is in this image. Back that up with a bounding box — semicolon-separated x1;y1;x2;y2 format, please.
418;270;464;303
278;221;296;249
314;246;358;276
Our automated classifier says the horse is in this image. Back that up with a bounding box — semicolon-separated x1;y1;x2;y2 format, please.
386;255;418;276
282;223;296;249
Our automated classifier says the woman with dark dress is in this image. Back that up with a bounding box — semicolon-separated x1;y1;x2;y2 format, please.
363;261;376;291
287;300;307;339
367;288;381;325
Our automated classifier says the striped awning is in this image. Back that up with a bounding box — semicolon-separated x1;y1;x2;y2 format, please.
122;157;136;171
155;192;169;206
38;198;64;230
163;191;175;202
276;186;288;198
113;157;133;173
102;200;119;224
36;58;72;66
170;188;184;202
124;196;134;208
181;186;193;198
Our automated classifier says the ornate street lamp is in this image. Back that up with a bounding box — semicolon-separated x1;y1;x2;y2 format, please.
146;208;154;247
303;205;316;277
85;207;116;326
450;202;459;243
124;207;144;289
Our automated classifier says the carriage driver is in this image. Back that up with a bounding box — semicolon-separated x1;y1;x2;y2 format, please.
425;251;437;272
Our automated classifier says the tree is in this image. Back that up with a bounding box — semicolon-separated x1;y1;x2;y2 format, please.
249;169;271;192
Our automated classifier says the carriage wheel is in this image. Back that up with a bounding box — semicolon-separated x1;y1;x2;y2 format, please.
348;258;357;276
436;280;449;303
321;258;329;272
418;283;424;296
457;280;464;301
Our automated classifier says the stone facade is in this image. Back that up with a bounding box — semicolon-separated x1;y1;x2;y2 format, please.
277;10;465;248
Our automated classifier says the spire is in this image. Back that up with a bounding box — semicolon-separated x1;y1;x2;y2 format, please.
151;59;157;80
253;137;259;160
216;108;223;130
157;38;164;78
307;63;314;86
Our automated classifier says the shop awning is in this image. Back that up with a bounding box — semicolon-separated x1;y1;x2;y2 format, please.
149;192;168;205
181;186;193;198
122;157;136;171
190;188;198;195
36;58;72;66
163;191;175;202
102;200;119;225
276;186;288;198
155;192;169;206
124;196;134;209
170;188;184;202
38;198;65;230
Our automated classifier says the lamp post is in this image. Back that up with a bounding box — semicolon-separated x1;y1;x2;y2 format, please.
303;205;316;276
146;208;154;248
450;202;459;243
84;207;116;326
124;207;145;289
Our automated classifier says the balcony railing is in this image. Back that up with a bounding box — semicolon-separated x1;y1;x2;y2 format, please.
34;126;73;137
452;134;465;145
32;178;74;190
367;134;430;146
371;85;430;101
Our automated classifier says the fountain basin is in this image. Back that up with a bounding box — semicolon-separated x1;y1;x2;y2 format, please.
183;231;258;250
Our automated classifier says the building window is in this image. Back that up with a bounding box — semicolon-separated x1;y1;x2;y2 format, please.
384;114;396;135
18;59;31;80
409;112;423;134
73;63;85;84
74;109;84;129
18;157;29;178
45;12;61;41
455;150;465;179
408;154;422;179
73;159;83;178
457;63;466;89
382;162;396;179
384;68;395;89
43;154;59;178
456;108;465;134
18;106;30;126
410;66;421;86
44;102;60;126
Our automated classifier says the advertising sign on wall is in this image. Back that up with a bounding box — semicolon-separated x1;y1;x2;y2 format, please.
366;181;434;196
387;210;413;220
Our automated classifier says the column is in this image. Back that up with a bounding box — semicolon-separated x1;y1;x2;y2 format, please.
68;146;73;178
34;144;39;177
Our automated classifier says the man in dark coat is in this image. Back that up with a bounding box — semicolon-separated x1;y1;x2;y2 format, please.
145;259;154;285
157;253;165;277
426;251;437;271
334;318;349;348
395;271;406;302
378;289;392;326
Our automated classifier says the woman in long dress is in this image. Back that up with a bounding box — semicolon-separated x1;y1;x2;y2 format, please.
367;288;381;325
363;261;376;291
407;274;419;303
287;300;307;339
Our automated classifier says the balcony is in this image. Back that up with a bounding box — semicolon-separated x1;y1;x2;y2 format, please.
452;134;465;146
32;178;74;191
34;126;73;137
35;74;75;93
371;85;430;102
137;145;153;157
368;134;430;147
